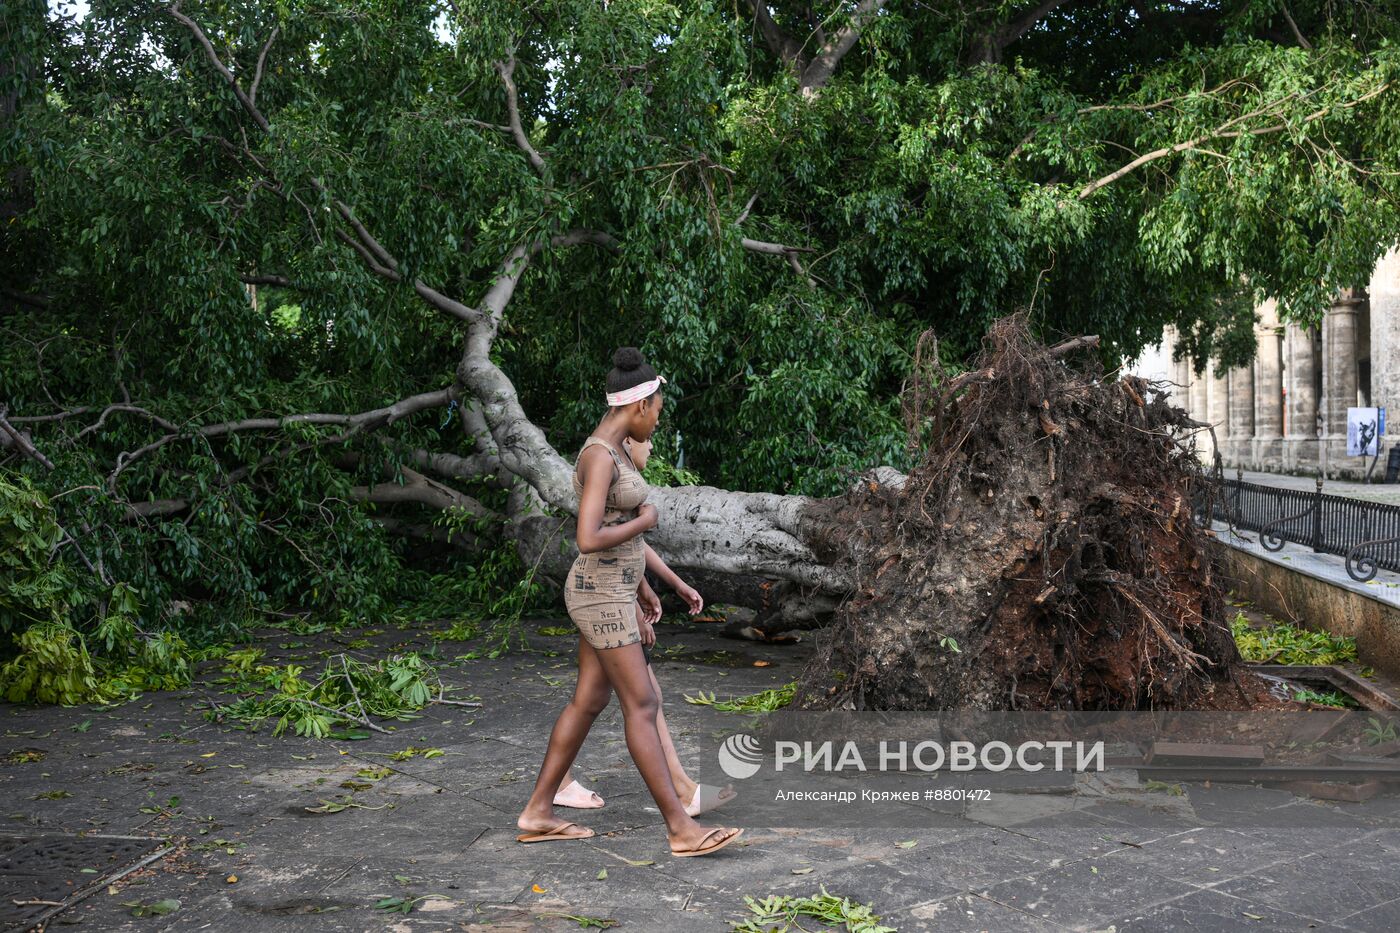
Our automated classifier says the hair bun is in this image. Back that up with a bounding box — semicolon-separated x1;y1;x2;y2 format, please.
612;347;645;372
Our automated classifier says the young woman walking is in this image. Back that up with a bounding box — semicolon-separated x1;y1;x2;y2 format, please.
551;435;736;817
515;348;743;858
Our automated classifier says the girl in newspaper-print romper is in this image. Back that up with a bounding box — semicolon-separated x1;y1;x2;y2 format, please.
515;344;743;859
564;437;649;649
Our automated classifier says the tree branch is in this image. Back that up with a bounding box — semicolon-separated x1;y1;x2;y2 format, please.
74;404;180;440
740;237;815;256
334;200;398;272
333;228;402;282
747;2;807;73
1;285;51;309
8;406;94;424
0;405;55;470
107;386;463;492
123;498;189;520
495;53;548;179
167;2;270;132
971;0;1071;65
239;273;298;289
249;26;279;107
1078;83;1392;199
1279;3;1312;51
799;0;887;94
349;465;501;521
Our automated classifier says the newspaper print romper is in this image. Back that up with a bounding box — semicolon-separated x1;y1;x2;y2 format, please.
565;437;649;649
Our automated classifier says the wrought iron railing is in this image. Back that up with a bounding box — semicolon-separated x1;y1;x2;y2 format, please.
1199;471;1400;583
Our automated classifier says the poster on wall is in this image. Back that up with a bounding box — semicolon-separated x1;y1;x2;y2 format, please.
1347;406;1383;457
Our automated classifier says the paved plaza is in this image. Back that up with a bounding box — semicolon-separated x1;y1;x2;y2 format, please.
3;617;1400;932
1238;469;1400;506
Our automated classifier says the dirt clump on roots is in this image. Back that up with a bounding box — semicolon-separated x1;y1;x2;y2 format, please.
799;314;1273;712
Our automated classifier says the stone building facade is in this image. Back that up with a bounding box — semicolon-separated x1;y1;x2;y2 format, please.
1153;248;1400;480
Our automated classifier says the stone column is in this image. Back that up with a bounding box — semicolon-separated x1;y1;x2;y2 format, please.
1370;249;1400;459
1285;323;1320;472
1175;355;1193;414
1253;321;1285;472
1163;327;1188;409
1228;362;1255;467
1323;288;1365;478
1208;361;1230;466
1189;359;1211;462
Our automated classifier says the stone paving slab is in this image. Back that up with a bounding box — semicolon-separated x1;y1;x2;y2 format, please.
3;616;1400;931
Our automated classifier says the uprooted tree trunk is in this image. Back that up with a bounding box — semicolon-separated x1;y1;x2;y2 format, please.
794;316;1253;711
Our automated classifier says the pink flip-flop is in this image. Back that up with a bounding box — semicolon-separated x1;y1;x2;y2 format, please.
553;779;605;809
684;783;737;816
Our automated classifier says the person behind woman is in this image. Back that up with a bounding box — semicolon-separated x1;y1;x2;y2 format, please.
551;434;736;817
515;348;743;857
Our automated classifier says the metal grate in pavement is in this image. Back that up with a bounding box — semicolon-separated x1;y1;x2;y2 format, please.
0;833;170;932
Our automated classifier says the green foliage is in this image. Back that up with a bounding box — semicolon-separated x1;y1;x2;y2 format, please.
0;475;196;702
214;651;443;738
1291;687;1357;709
732;886;895;933
0;622;112;705
1230;612;1358;666
685;681;796;713
399;538;552;653
0;473;76;634
1365;716;1398;745
640;446;702;488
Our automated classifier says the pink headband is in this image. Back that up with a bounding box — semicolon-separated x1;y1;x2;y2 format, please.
606;375;667;407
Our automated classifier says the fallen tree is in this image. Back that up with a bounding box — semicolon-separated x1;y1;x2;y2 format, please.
6;2;1400;705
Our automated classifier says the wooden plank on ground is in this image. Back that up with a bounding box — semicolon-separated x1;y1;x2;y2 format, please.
1272;780;1385;803
1145;742;1265;766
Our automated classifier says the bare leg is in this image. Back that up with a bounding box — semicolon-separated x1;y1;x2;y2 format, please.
556;665;689;807
517;637;611;834
589;641;737;850
553;639;607;807
649;666;735;814
650;666;697;803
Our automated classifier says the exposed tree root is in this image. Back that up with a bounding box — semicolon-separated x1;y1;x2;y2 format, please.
798;314;1255;711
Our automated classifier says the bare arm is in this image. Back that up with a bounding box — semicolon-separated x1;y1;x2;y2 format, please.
642;541;703;614
574;445;656;553
642;541;684;591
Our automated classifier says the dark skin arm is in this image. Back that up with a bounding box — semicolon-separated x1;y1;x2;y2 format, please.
574;444;657;553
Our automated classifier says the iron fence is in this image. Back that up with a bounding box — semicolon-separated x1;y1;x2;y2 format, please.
1198;472;1400;582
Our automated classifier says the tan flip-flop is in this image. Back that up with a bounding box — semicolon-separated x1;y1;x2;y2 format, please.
670;827;744;858
516;821;596;844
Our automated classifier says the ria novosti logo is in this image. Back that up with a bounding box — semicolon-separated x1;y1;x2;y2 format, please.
717;733;1106;780
717;733;764;779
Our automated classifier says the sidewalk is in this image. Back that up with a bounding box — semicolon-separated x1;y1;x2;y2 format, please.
1211;519;1400;609
1237;469;1400;506
4;617;1400;931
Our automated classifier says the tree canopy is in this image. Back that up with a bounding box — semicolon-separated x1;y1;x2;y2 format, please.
4;0;1400;698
